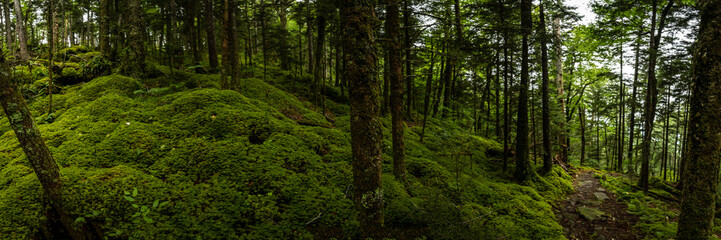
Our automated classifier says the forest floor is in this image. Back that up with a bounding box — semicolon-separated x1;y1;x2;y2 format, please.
555;168;640;240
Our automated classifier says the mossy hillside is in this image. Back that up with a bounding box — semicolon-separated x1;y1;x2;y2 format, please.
0;68;571;239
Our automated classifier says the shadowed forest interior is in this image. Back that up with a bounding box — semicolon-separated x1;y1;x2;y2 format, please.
0;0;720;239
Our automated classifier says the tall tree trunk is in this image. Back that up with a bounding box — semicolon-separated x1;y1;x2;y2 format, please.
420;42;435;142
340;0;384;236
539;1;552;173
638;0;674;192
313;8;327;105
122;0;146;78
502;29;510;171
3;0;12;53
553;17;566;163
99;0;110;58
12;0;27;61
580;107;586;166
616;44;625;172
627;29;641;174
204;0;219;71
662;92;671;181
305;0;313;73
404;0;413;118
387;0;406;181
515;0;531;181
677;0;721;237
185;1;200;63
221;0;239;90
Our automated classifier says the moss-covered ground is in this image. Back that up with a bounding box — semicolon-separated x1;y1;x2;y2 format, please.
596;170;721;239
0;54;574;239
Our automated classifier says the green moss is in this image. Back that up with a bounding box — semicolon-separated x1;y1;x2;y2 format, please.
0;69;576;239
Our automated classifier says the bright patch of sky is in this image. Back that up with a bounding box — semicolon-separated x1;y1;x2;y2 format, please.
566;0;597;25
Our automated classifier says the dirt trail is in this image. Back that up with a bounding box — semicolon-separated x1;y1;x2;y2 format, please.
555;169;640;240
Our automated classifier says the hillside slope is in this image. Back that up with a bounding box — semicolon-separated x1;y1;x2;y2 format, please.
0;65;572;239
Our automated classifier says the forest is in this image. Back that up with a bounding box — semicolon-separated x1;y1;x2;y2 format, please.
0;0;719;239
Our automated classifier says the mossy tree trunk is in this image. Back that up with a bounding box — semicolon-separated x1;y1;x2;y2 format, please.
122;0;146;78
0;58;92;240
340;0;384;236
514;0;531;181
386;0;406;182
676;0;721;238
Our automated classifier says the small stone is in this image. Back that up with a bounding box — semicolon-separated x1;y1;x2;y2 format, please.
594;192;609;201
577;206;605;221
597;187;606;192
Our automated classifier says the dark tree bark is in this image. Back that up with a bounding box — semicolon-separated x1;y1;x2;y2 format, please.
312;6;327;105
638;0;674;192
515;0;531;181
404;0;413;119
539;1;552;174
99;0;110;58
386;0;406;181
185;0;200;63
204;0;219;71
3;0;12;53
12;0;28;61
305;0;313;73
420;42;435;142
340;0;384;236
676;0;721;237
221;0;239;90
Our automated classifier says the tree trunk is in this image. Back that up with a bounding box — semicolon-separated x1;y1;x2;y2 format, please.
580;107;586;166
341;0;384;236
0;58;90;240
313;9;327;105
404;0;413;119
552;17;566;163
204;0;219;71
639;0;674;192
515;0;531;181
12;0;28;61
616;44;625;172
627;28;641;174
3;0;12;53
99;0;109;58
122;0;146;78
539;1;552;173
221;0;239;90
305;0;313;73
676;0;721;237
386;0;406;182
420;42;435;142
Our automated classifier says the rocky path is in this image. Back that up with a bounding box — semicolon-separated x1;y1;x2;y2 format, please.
555;169;640;240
